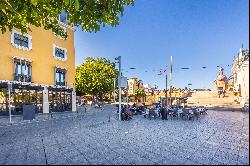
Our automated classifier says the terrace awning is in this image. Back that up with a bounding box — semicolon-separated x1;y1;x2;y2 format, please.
0;81;43;90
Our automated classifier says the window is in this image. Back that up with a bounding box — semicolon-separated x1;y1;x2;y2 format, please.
53;44;67;61
58;10;75;30
55;68;66;86
14;60;32;82
11;29;32;50
14;33;29;48
55;47;65;59
59;10;68;24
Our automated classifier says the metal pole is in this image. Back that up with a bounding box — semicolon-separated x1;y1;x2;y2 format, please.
169;56;172;106
126;88;129;107
165;66;168;107
113;78;116;103
118;56;122;121
8;83;12;123
164;65;168;120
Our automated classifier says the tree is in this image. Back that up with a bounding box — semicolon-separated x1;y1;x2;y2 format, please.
75;57;118;101
134;89;146;102
0;0;134;38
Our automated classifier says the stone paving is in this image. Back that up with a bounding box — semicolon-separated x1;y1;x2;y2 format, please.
0;105;249;165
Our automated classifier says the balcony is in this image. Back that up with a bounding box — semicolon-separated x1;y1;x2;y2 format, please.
14;74;31;82
56;82;66;86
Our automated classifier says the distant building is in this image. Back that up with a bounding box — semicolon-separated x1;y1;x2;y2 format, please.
143;84;151;89
214;67;228;97
231;48;249;109
127;78;143;95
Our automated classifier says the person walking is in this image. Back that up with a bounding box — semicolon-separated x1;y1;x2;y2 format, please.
161;106;168;120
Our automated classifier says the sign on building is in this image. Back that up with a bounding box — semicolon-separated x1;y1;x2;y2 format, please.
128;81;134;94
120;76;128;88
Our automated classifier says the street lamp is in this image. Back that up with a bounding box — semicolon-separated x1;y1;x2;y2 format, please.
113;78;116;103
169;56;173;106
114;56;122;121
7;82;12;123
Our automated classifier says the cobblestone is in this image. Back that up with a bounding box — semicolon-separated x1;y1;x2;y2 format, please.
0;105;249;165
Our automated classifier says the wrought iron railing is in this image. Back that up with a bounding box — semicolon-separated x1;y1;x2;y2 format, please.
56;81;66;86
14;74;31;82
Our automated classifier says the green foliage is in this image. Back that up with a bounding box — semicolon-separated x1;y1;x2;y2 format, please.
135;89;146;98
0;91;5;103
75;57;118;99
0;0;134;38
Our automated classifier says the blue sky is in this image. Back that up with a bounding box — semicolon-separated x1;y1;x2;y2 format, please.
75;0;249;90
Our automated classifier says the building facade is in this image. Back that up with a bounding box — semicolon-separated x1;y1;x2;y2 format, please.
231;48;249;109
214;67;228;97
0;12;76;115
127;78;143;95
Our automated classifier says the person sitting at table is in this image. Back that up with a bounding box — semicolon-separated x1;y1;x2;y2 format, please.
144;108;150;118
132;103;136;109
149;108;157;119
124;108;133;120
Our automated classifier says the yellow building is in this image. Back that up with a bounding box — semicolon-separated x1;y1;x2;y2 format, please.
127;78;144;95
0;12;76;115
127;77;144;103
214;67;228;98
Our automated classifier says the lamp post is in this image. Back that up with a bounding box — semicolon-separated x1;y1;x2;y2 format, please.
115;56;122;121
165;66;168;107
126;88;129;107
162;65;167;120
113;78;116;103
7;82;12;123
169;56;173;106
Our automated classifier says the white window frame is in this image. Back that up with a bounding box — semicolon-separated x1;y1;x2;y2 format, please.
53;44;67;61
11;29;32;51
57;11;75;31
55;66;67;87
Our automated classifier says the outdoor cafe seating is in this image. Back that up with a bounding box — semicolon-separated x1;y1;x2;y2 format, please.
142;104;207;121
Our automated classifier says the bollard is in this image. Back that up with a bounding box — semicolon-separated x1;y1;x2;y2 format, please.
108;113;111;122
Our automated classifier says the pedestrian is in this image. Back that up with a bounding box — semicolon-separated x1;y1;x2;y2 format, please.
161;106;168;120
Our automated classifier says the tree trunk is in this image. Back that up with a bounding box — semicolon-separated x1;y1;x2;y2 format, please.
99;94;103;104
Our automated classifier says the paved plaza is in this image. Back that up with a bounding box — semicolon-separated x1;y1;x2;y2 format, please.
0;105;249;165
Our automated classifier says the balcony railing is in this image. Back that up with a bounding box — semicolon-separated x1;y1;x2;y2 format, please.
56;82;66;86
14;74;31;82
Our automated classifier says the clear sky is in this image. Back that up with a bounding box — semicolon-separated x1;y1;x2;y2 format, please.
75;0;249;90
